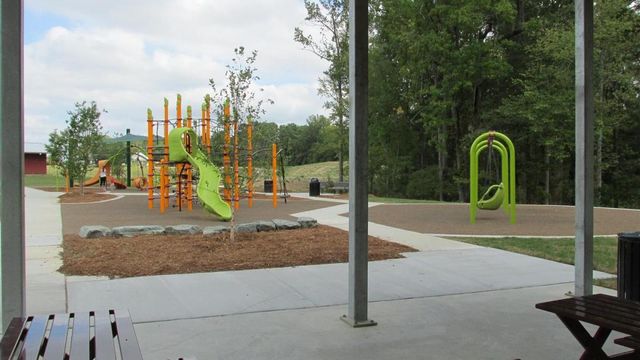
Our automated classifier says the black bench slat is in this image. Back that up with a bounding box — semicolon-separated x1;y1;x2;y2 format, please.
20;315;48;359
536;294;640;337
113;310;144;359
44;313;70;360
0;317;25;359
615;336;640;350
69;312;91;359
94;311;117;359
2;310;142;360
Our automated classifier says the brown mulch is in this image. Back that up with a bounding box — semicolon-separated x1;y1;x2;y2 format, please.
59;189;117;204
60;225;415;278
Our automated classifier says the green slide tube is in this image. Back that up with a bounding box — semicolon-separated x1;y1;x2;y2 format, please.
168;127;232;221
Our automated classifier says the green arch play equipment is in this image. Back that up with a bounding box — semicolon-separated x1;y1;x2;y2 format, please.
168;127;232;221
469;131;516;224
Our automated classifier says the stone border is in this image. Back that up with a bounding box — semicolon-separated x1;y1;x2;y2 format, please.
78;217;318;239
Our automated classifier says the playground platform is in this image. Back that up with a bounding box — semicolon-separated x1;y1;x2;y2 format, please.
24;188;630;359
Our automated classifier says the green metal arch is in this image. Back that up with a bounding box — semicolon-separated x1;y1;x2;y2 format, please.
469;131;516;224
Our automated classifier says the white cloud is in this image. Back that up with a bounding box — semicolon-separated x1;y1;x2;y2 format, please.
25;0;329;143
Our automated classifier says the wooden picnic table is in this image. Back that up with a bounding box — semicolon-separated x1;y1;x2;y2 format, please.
0;309;143;359
536;294;640;359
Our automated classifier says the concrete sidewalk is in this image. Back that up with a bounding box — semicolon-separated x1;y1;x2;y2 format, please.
24;187;66;314
136;283;622;360
25;188;621;359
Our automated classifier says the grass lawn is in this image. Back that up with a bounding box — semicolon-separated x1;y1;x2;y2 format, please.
451;236;618;289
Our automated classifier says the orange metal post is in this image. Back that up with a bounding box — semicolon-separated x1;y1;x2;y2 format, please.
223;100;231;205
205;95;212;156
186;106;193;211
164;97;169;164
160;160;166;213
176;94;182;128
272;143;277;208
247;117;253;208
147;109;154;209
233;119;239;210
201;103;206;149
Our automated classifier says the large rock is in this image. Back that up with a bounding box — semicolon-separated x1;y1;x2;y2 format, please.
255;220;276;232
112;225;165;237
236;223;258;233
272;219;301;230
203;225;230;236
165;224;202;235
79;225;112;239
297;217;318;229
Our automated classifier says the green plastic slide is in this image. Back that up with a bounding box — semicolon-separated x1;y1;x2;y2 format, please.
168;127;232;221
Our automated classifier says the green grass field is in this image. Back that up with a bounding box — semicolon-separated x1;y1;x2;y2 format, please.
452;236;618;288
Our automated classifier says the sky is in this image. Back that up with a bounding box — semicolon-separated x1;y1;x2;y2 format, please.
24;0;329;146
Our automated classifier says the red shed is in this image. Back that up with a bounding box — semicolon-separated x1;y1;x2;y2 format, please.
25;153;47;174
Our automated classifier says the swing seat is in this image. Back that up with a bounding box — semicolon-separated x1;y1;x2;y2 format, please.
478;183;504;210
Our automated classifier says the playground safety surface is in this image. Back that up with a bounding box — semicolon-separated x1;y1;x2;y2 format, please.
365;203;640;236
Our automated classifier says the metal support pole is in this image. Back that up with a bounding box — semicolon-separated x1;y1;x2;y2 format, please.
341;0;375;328
574;0;594;297
1;0;26;330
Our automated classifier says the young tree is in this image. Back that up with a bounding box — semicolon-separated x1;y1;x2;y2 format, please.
46;101;105;194
294;0;349;182
209;47;272;125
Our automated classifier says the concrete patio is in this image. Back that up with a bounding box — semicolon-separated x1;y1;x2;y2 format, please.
25;188;621;359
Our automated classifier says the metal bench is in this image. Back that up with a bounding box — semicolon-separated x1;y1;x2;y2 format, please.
536;294;640;359
329;181;349;193
0;309;143;359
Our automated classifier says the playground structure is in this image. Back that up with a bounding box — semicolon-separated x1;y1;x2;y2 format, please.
469;131;516;224
146;94;281;220
83;158;127;190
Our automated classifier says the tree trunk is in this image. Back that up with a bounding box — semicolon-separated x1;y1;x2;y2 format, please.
437;123;448;201
545;147;550;205
596;129;603;205
337;79;345;183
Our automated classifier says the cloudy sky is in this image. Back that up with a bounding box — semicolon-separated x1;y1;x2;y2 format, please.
25;0;328;146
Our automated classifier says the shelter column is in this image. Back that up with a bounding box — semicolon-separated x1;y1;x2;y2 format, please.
1;0;26;329
342;0;375;327
574;0;594;297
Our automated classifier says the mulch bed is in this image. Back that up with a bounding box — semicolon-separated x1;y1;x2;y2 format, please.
60;225;416;278
58;189;117;204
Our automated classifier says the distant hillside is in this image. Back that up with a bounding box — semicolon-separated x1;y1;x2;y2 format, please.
283;161;346;182
107;134;149;143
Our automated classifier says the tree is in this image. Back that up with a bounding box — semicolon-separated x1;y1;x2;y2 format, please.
295;0;349;182
210;47;272;125
46;101;105;194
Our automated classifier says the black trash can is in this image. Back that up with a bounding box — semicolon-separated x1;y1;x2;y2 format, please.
617;232;640;300
309;178;320;197
264;180;273;193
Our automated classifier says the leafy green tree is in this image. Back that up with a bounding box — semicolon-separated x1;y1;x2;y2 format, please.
46;101;105;194
295;0;349;182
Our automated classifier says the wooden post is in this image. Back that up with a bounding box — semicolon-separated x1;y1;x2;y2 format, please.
272;143;277;208
147;109;154;209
